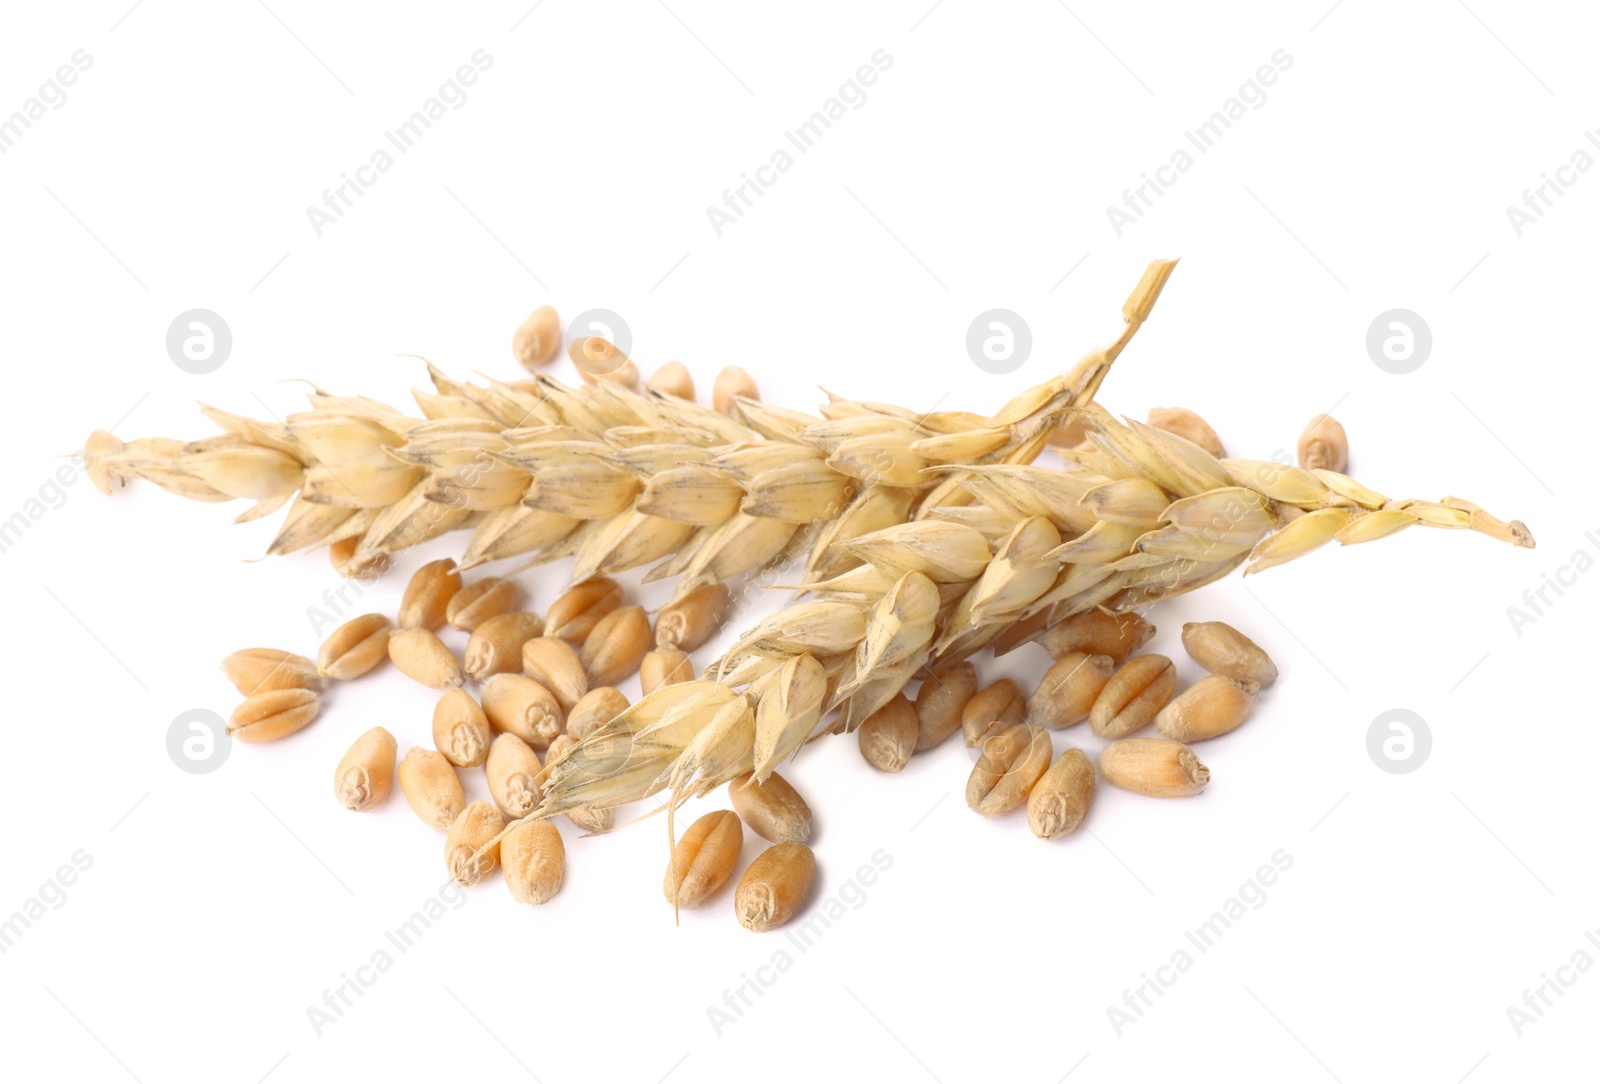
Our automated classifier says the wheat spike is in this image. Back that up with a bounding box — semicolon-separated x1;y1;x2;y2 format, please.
511;397;1531;855
82;263;1177;597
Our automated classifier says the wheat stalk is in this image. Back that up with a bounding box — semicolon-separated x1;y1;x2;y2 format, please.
81;262;1177;601
521;396;1533;858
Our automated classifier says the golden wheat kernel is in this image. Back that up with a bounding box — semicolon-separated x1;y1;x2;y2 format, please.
1028;652;1115;729
1147;406;1225;457
227;688;320;743
713;365;759;416
640;647;694;696
327;536;359;578
961;679;1027;748
399;558;462;631
522;636;588;713
655;583;731;652
316;613;392;680
502;819;565;904
966;723;1052;816
512;304;561;371
221;648;322;696
729;771;813;844
539;732;603;823
481;674;564;749
334;727;397;812
463;611;545;682
1155;675;1261;742
858;694;919;773
485;733;543;819
542;732;575;771
545;579;627;640
1180;621;1278;687
735;842;815;933
398;747;465;830
992;609;1050;656
446;577;521;632
566;804;615;834
913;662;978;752
581;604;652;688
570;336;640;387
1047;414;1088;448
1298;414;1348;474
665;809;744;909
1098;738;1210;797
1027;748;1095;839
1089;655;1176;739
445;801;504;886
567;686;631;741
431;689;491;768
646;359;696;400
1038;609;1155;664
388;627;465;689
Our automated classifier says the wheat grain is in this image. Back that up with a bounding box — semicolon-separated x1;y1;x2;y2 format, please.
1180;621;1277;686
912;661;977;752
227;688;319;742
446;577;520;631
734;842;815;932
1099;738;1209;798
388;627;464;689
665;809;743;911
432;689;490;768
1027;747;1095;839
399;558;461;631
398;748;465;830
728;771;813;844
463;610;544;682
581;604;651;687
501;819;565;904
1154;675;1260;742
316;613;393;680
966;723;1052;816
446;802;504;886
1298;414;1348;473
333;727;397;811
221;648;322;695
521;637;587;713
1088;655;1176;739
1027;652;1114;729
512;305;561;371
481;674;563;749
485;733;542;819
567;686;630;741
857;693;918;772
961;679;1026;747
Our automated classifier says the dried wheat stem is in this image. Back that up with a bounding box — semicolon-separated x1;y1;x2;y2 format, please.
492;399;1532;872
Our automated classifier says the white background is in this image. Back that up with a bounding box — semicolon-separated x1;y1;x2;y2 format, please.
1;1;1594;1081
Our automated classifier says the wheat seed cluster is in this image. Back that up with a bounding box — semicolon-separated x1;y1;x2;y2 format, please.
84;261;1533;932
